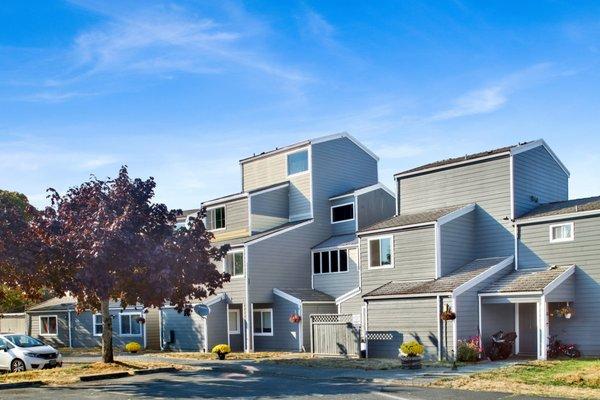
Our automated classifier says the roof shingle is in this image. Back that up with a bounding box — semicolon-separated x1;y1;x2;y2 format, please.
519;196;600;220
359;204;470;233
312;234;358;250
275;288;335;302
480;265;573;294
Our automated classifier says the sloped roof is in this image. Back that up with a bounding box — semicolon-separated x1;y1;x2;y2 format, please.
480;265;573;294
364;257;509;298
312;234;358;250
276;288;335;302
213;219;312;248
359;204;468;233
519;196;600;220
27;297;139;312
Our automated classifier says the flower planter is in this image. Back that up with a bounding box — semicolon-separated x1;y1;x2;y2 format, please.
216;352;227;360
400;356;422;369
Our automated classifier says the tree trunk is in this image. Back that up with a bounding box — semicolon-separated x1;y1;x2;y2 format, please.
101;299;114;363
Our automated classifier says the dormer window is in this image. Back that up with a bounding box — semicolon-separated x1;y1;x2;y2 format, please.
287;150;308;176
549;222;574;243
331;203;354;223
207;206;226;230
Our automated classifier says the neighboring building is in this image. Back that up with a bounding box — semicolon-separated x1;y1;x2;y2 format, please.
161;133;395;353
25;297;160;350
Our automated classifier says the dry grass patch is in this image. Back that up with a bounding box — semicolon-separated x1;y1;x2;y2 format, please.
0;360;184;386
157;351;312;361
433;359;600;400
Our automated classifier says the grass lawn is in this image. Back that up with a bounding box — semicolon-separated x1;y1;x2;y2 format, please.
0;360;184;386
433;359;600;399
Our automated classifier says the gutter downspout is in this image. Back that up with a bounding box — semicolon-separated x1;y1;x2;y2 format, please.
67;310;73;348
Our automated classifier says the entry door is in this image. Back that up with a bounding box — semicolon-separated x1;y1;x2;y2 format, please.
518;303;537;356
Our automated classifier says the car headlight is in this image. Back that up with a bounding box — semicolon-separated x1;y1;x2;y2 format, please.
24;352;39;358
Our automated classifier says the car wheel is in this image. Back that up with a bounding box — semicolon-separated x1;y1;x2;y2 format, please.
10;359;26;372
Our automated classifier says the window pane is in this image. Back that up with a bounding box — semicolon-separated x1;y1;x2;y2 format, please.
330;250;339;272
207;210;214;230
234;252;244;276
262;311;272;333
369;240;380;267
215;207;226;229
339;249;348;272
41;318;48;334
563;224;572;238
287;150;308;175
313;252;320;274
321;252;330;273
121;315;131;334
228;311;238;333
332;204;354;222
253;312;262;333
131;318;141;335
380;238;391;266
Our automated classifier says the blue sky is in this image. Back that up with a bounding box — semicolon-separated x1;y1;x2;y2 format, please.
1;0;599;209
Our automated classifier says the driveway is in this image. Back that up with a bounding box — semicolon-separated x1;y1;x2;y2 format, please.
2;364;564;400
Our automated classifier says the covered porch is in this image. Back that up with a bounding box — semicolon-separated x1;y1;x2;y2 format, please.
479;265;575;360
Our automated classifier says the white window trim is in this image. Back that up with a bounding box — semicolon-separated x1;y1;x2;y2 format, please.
330;202;355;224
93;313;103;337
311;249;350;275
206;205;226;232
549;222;574;243
367;235;394;269
253;308;274;336
119;312;143;337
225;249;245;278
228;309;241;334
286;149;310;177
39;315;58;336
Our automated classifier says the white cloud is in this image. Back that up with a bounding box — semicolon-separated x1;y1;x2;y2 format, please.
80;155;118;169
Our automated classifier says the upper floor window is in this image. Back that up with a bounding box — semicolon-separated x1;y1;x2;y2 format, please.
225;250;244;277
549;222;574;243
207;206;226;230
331;203;354;224
313;249;349;274
287;150;308;176
368;236;392;268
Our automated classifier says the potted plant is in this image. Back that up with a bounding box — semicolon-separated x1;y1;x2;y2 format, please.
553;303;574;319
211;344;231;360
136;316;146;324
399;340;425;369
440;304;456;321
289;313;302;323
125;342;141;354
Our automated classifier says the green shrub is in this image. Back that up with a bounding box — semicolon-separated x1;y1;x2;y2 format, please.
457;340;479;362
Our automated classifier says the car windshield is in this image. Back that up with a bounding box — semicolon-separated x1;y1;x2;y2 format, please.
5;335;45;348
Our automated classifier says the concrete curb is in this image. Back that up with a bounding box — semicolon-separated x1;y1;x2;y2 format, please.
80;371;131;382
0;381;44;390
133;367;179;375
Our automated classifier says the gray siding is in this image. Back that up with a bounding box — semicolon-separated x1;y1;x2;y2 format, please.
513;146;569;218
206;299;228;350
441;297;454;360
367;297;439;359
357;188;396;230
360;226;436;293
28;312;69;347
313;247;359;298
71;310;145;349
440;210;476;276
338;293;363;318
481;303;515;350
208;197;249;242
289;172;312;220
253;300;300;351
331;196;356;236
518;215;600;355
161;308;206;351
399;156;513;258
251;185;289;233
302;303;338;351
212;257;246;304
228;304;244;351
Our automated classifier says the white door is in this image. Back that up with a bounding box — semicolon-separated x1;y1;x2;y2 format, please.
0;338;12;370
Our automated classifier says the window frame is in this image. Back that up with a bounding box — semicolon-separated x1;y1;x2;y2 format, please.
93;314;103;337
228;309;241;335
207;206;226;231
311;248;351;275
549;222;574;243
119;312;143;337
286;149;309;177
225;249;245;278
330;202;355;224
253;308;274;336
39;315;58;336
367;235;394;269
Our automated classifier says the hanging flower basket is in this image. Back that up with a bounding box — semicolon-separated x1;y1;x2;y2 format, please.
552;303;574;319
289;313;302;324
440;304;456;321
136;316;146;324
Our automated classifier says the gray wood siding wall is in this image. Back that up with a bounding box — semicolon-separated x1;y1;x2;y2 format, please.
338;293;363;318
513;146;568;218
360;226;436;293
28;312;69;347
71;310;145;349
357;188;396;230
398;156;513;258
228;304;244;351
367;297;439;359
313;247;360;298
289;172;312;220
207;197;249;237
481;303;515;350
161;308;206;351
206;300;228;350
440;211;476;276
211;257;246;304
250;186;289;233
253;300;298;351
518;215;600;355
331;196;356;236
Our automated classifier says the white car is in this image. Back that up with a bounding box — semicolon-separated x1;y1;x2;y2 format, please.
0;333;63;372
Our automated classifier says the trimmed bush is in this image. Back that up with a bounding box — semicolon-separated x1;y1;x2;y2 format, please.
125;342;141;353
400;340;425;357
211;344;231;360
457;339;479;362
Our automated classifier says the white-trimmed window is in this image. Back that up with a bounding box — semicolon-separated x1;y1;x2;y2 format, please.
40;316;57;336
93;314;103;336
225;250;244;277
549;222;574;243
228;309;240;334
368;236;393;268
119;313;142;336
331;203;354;223
313;249;349;274
287;150;309;176
253;309;273;336
207;206;226;230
